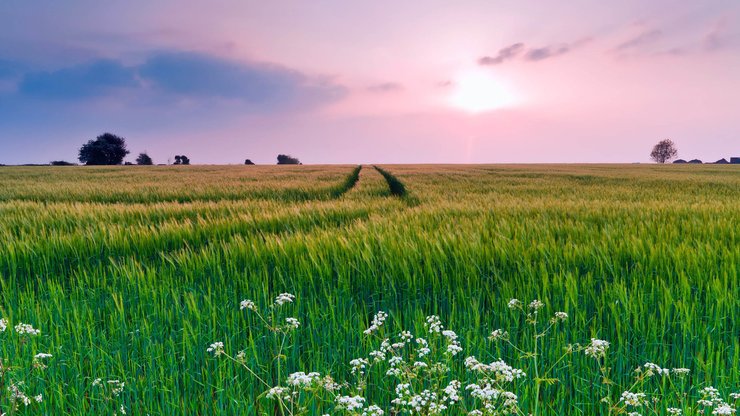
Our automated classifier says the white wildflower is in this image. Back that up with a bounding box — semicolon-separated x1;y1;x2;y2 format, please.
416;338;431;357
620;391;647;407
0;318;6;332
8;383;31;406
350;358;369;375
444;380;461;403
336;395;365;411
446;340;463;356
388;356;403;367
552;311;568;322
369;350;386;362
489;329;509;341
363;404;384;416
322;376;341;391
487;359;526;382
239;299;256;311
287;372;320;388
391;341;406;349
643;362;670;377
266;386;291;401
379;338;392;353
528;299;545;311
507;298;521;309
713;404;736;415
364;311;388;335
14;323;40;336
584;338;610;359
285;317;300;329
426;315;443;333
32;352;52;369
207;341;225;356
672;368;690;376
107;380;125;396
464;356;488;372
274;293;295;306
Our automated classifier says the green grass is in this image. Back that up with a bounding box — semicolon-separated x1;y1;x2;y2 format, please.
0;164;737;414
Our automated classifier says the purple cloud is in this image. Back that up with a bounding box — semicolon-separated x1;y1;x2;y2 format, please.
478;43;524;65
367;82;404;93
524;44;571;61
480;39;589;66
614;29;662;52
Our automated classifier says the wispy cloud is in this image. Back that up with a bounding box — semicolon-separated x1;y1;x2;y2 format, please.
479;39;588;66
478;43;524;65
367;82;404;93
703;18;733;51
524;44;571;61
614;29;662;52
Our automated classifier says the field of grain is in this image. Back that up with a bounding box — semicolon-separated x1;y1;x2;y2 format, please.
0;164;738;415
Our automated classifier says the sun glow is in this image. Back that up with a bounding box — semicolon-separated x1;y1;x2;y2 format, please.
448;70;521;113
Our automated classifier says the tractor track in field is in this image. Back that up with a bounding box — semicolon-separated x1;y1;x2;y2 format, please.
331;165;362;197
373;165;407;197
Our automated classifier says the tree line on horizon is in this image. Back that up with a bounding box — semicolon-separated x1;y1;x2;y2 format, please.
650;139;738;164
46;133;302;166
3;133;737;166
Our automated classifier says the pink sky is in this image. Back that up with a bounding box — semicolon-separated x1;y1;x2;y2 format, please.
0;1;738;164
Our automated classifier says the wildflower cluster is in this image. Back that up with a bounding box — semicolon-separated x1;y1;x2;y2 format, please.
697;387;738;415
206;295;739;415
1;318;51;414
90;378;127;415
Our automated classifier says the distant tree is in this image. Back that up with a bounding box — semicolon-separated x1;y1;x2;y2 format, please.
244;159;255;165
650;139;678;164
50;160;75;166
173;155;190;165
136;152;154;165
277;154;301;165
78;133;129;165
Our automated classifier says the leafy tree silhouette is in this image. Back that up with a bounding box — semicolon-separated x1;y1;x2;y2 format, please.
78;133;129;165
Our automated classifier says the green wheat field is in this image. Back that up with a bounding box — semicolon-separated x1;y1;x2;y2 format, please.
1;164;738;415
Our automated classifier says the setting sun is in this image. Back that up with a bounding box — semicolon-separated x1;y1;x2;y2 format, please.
448;70;521;113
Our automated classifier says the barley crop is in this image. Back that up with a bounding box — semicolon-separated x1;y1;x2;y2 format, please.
0;163;737;414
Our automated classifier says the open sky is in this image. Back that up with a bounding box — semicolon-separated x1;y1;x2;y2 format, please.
1;1;738;164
